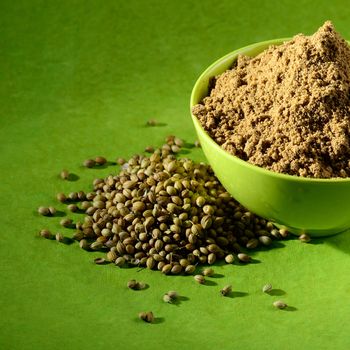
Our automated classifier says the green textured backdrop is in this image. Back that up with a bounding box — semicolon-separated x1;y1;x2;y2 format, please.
1;1;350;349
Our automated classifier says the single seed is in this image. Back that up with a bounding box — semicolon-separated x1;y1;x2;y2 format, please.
279;228;289;238
273;300;288;309
55;233;64;242
208;253;216;265
139;311;154;323
90;241;103;250
94;257;106;265
162;264;172;274
196;196;206;207
79;239;89;250
67;204;78;212
202;267;214;276
220;285;232;296
262;283;272;293
115;257;126;267
56;193;67;203
225;254;235;264
95;156;107;165
163;294;173;303
166;291;178;299
107;251;117;262
39;229;52;239
83;159;96;168
116;157;126;165
60;169;70;180
127;279;138;289
171;264;182;274
259;236;272;246
185;265;196;274
146;119;158;126
38;206;50;216
299;233;311;243
60;218;73;228
238;253;251;263
68;192;78;201
145;146;154;153
194;274;205;284
194;140;201;147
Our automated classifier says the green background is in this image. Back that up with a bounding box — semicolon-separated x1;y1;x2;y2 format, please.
1;0;350;349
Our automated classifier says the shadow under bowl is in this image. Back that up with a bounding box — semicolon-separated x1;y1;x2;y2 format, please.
190;38;350;237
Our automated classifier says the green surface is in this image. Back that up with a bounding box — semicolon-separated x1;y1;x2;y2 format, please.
191;39;350;236
1;1;350;349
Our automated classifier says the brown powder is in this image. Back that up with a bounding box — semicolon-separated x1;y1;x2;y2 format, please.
192;21;350;178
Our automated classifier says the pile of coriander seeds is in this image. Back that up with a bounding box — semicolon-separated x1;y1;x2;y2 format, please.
40;136;289;274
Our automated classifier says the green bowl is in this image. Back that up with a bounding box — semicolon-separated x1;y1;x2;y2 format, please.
190;39;350;237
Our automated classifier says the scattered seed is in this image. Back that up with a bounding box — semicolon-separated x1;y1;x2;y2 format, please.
95;156;107;165
83;159;96;168
60;169;70;180
145;146;154;153
115;257;126;267
56;193;67;203
127;279;146;290
279;227;289;238
259;235;272;246
49;206;57;216
202;267;214;276
225;254;235;264
299;233;311;243
273;300;288;309
67;204;78;212
185;265;196;274
237;253;251;263
146;119;158;126
116;157;126;165
220;285;232;296
166;291;178;299
194;275;205;284
60;218;73;228
94;257;106;264
139;311;154;323
79;239;89;250
39;229;52;239
262;283;272;293
163;294;173;303
68;192;78;201
38;206;50;216
55;233;64;242
194;140;201;147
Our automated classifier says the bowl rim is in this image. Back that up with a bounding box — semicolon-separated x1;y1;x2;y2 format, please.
190;38;350;183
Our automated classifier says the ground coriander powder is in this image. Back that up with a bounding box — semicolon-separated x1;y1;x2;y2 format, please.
193;21;350;178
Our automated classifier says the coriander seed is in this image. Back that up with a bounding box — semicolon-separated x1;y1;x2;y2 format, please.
202;267;214;276
225;254;235;264
38;206;50;216
139;311;154;323
94;258;106;265
273;300;287;309
163;294;173;303
238;253;251;263
39;229;53;239
220;285;232;296
83;159;96;168
146;119;157;126
194;274;205;284
262;283;272;293
56;193;67;203
55;233;64;243
67;204;78;212
60;169;70;180
60;218;73;228
299;233;311;243
95;156;107;165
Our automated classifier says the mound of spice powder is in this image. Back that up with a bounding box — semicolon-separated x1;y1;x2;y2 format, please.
192;21;350;178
